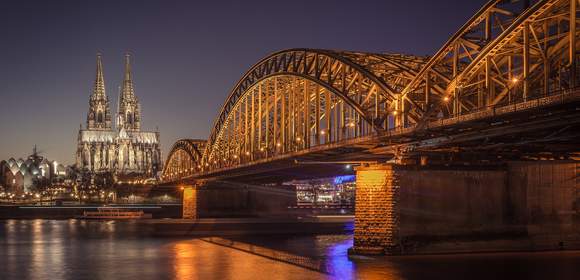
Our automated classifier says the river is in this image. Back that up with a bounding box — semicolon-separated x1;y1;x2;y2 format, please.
1;220;579;279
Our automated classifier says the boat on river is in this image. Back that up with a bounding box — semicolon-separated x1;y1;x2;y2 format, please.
80;207;152;219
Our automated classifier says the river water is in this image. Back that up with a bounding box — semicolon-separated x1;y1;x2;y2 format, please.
1;219;579;280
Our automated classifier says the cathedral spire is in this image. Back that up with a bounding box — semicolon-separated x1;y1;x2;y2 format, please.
120;53;135;101
118;53;140;131
124;53;132;81
93;53;106;98
86;53;112;130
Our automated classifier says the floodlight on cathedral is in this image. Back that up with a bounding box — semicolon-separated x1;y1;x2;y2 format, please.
76;53;162;177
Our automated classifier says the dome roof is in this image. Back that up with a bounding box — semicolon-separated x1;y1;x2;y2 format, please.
19;164;28;174
7;158;16;167
9;164;19;175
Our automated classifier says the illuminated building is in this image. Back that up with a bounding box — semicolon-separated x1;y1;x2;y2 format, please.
288;175;355;207
0;146;67;194
75;54;161;176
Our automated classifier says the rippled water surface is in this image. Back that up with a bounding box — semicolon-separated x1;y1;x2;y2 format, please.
1;220;579;280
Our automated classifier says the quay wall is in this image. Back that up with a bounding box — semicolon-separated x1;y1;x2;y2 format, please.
391;161;579;254
194;183;297;218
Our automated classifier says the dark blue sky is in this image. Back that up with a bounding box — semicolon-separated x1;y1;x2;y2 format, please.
0;0;487;164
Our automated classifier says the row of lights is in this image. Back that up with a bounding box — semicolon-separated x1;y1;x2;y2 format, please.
166;76;524;180
439;77;521;103
165;129;362;178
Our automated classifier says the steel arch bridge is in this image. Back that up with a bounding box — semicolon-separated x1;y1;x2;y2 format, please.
162;139;206;182
162;0;580;183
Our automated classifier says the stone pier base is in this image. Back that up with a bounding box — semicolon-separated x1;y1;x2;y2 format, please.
351;164;401;255
182;185;197;219
350;161;580;256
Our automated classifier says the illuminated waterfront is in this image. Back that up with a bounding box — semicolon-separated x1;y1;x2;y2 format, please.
1;220;580;280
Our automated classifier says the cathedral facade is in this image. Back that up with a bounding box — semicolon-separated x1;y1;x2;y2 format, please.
76;54;161;176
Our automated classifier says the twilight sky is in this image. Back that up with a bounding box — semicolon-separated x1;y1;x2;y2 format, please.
0;0;487;165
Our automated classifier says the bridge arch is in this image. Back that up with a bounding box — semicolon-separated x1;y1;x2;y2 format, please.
162;139;206;181
453;0;578;110
400;0;578;125
201;49;426;170
166;0;579;178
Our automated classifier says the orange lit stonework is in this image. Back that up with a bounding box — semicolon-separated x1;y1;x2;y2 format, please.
352;164;400;255
182;186;197;219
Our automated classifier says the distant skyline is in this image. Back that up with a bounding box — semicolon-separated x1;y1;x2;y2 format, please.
0;0;487;165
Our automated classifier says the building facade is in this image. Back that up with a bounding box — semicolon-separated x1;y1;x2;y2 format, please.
0;146;67;194
76;54;161;176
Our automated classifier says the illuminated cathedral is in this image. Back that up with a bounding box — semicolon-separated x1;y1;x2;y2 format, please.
76;54;161;176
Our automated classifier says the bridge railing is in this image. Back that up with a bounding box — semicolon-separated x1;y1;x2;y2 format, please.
424;87;580;130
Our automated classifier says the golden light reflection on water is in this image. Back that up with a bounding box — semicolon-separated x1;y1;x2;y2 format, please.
4;220;576;280
170;239;325;280
172;242;197;280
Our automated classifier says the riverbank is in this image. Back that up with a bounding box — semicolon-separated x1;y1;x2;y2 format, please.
0;204;182;219
145;216;354;236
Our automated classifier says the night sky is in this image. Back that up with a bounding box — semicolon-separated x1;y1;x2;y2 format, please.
0;0;487;164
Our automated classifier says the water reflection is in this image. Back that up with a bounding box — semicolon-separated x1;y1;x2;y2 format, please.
325;238;355;279
1;220;580;280
173;242;196;279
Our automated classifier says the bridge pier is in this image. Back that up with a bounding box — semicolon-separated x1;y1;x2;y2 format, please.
179;181;296;218
350;161;580;256
182;185;198;219
351;163;401;255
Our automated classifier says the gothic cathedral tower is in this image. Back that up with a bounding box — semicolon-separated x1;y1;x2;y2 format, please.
117;54;141;132
86;54;112;130
77;53;161;177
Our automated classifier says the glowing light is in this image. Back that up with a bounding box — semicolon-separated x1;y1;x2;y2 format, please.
511;77;519;83
233;155;238;159
260;147;265;151
392;111;398;116
334;175;356;184
443;96;450;102
347;122;355;127
276;143;281;147
320;130;326;135
245;151;250;156
295;137;301;141
345;164;352;170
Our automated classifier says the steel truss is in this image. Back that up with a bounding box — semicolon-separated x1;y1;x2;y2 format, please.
163;0;579;179
200;49;425;171
162;139;205;182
